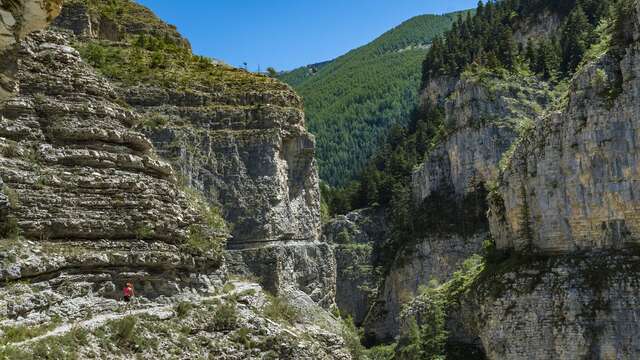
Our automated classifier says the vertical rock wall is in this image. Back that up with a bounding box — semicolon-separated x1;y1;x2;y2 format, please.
490;33;640;254
50;0;333;306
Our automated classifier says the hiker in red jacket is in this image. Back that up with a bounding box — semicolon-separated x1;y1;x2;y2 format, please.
123;282;135;303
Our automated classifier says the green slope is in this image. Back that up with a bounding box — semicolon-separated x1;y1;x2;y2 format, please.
279;12;467;186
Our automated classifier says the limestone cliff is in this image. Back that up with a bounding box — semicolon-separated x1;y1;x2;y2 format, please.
51;0;333;308
490;39;640;254
323;208;390;326
0;29;224;299
358;67;552;342
0;1;351;358
1;0;62;100
444;3;640;358
412;69;551;203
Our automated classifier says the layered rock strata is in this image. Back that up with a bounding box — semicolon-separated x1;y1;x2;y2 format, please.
52;0;332;307
0;31;224;297
1;0;62;100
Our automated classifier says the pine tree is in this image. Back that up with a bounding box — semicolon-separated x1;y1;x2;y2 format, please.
560;4;593;74
612;0;636;48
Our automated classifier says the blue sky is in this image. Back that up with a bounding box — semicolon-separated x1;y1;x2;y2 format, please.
136;0;481;71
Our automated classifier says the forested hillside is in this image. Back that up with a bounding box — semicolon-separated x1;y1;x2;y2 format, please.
323;0;634;265
279;12;467;186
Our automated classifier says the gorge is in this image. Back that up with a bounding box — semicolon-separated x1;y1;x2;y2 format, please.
1;0;640;359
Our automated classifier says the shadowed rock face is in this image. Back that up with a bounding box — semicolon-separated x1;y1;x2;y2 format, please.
323;208;391;325
137;94;322;248
412;72;551;204
461;254;640;360
133;75;330;306
446;4;640;359
0;31;224;297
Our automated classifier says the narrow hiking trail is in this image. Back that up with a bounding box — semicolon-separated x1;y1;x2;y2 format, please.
12;280;262;347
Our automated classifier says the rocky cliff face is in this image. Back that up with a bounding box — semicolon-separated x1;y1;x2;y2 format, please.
129;39;331;308
361;65;552;344
51;0;333;308
490;45;640;253
461;253;640;360
0;1;351;358
1;0;62;100
364;233;486;342
412;70;551;203
0;29;224;298
371;4;640;358
323;208;390;325
444;4;640;359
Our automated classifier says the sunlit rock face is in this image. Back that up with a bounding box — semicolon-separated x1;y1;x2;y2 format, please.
1;0;62;100
0;30;224;297
51;0;332;307
490;19;640;254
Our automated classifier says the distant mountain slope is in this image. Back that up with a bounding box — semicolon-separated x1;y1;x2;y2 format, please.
279;11;469;186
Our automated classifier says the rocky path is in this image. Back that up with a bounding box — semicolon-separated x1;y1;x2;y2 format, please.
13;280;260;347
15;303;175;347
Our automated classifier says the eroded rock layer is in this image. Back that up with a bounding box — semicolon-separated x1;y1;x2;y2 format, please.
465;254;640;360
51;0;330;306
0;31;223;294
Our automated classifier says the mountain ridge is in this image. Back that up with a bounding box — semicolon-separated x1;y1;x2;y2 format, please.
279;10;471;186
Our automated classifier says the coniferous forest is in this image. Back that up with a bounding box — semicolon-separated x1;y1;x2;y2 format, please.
321;0;636;260
279;13;466;186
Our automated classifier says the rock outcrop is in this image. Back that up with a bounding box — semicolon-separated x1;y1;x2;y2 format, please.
412;70;551;203
50;0;334;309
439;3;640;359
0;2;352;358
0;30;225;296
1;0;62;100
323;208;390;325
361;64;553;344
450;253;640;360
0;0;61;49
490;15;640;254
364;233;486;342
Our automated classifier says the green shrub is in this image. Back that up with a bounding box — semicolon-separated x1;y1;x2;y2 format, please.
341;316;366;360
365;343;397;360
109;316;143;351
1;215;20;239
134;224;154;240
212;301;238;331
222;282;235;294
396;287;447;360
31;326;89;360
182;225;224;260
174;302;193;318
140;113;169;129
233;327;254;349
0;345;31;360
263;294;300;325
0;319;61;345
2;141;19;158
4;186;20;209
